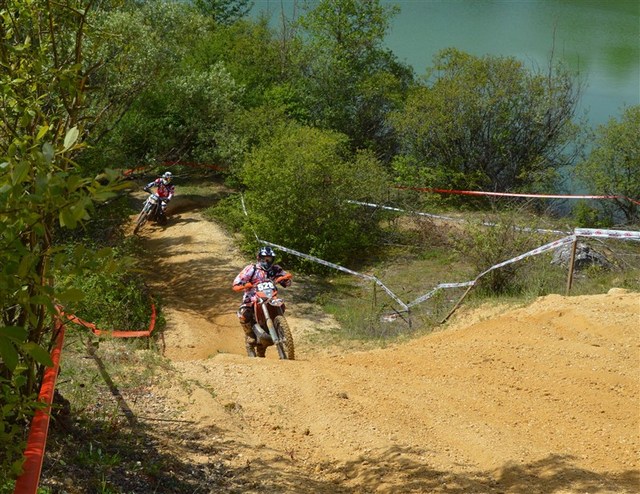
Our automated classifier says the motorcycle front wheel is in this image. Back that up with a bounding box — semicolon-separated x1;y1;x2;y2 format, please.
274;315;294;360
133;204;151;234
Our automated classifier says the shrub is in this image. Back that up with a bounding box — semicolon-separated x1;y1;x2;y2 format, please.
451;211;549;294
0;371;42;489
227;124;390;270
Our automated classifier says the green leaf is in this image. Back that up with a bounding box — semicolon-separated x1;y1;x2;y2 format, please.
0;326;28;342
59;207;76;228
42;142;55;163
29;295;55;313
0;338;19;371
36;124;50;141
63;126;79;151
17;252;34;277
57;288;85;303
12;160;29;184
11;457;26;476
22;342;54;367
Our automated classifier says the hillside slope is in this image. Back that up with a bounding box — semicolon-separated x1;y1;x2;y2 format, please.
134;194;639;494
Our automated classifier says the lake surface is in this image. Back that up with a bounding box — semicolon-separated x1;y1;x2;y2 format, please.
253;0;639;130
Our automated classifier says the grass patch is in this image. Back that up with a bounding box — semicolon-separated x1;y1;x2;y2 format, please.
38;334;230;494
310;210;640;344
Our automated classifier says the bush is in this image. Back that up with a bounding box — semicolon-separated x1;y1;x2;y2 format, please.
452;211;550;294
572;200;614;228
0;371;42;490
226;124;390;270
56;241;155;335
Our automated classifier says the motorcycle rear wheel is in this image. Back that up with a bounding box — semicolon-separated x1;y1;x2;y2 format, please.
274;315;294;360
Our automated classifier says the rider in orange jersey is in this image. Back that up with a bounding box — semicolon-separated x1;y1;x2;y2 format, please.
232;246;291;357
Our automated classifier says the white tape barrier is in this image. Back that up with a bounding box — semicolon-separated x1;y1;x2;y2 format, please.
348;200;570;235
475;235;575;281
575;228;640;241
347;201;462;223
260;235;576;311
241;194;639;314
406;281;475;308
406;236;577;308
257;239;409;311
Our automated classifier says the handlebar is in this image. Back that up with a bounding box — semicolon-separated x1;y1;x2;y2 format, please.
232;273;291;292
232;282;253;292
274;273;292;284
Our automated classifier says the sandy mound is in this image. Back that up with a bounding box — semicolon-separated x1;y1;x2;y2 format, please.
134;202;639;494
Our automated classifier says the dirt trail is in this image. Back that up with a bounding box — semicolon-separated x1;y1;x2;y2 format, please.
136;193;639;494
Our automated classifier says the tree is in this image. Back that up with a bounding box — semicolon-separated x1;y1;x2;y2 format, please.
390;48;582;194
0;0;135;479
238;124;389;267
295;0;414;161
573;105;640;224
80;1;218;171
95;61;242;167
192;0;252;25
190;17;299;108
0;0;126;422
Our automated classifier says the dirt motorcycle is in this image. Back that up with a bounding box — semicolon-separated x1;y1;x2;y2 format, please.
239;274;295;360
133;192;167;234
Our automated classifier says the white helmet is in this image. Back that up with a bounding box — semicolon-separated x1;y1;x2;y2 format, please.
162;171;172;185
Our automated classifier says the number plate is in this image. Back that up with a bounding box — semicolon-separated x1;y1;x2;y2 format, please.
256;281;275;291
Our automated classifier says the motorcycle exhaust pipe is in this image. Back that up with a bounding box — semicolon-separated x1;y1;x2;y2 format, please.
253;323;270;342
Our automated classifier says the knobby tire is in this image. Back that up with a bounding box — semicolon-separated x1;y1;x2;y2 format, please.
133;206;150;234
274;315;294;360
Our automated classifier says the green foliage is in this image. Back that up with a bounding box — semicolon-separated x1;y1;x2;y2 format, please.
0;1;131;482
0;371;41;486
572;200;614;228
75;442;122;470
573;105;640;224
1;0;126;383
295;0;414;159
205;193;246;231
192;0;252;25
100;62;242;168
189;18;294;108
57;255;151;333
233;124;389;269
83;2;240;171
391;48;582;193
451;211;550;294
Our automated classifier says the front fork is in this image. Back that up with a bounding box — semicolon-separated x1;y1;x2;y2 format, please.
261;302;281;344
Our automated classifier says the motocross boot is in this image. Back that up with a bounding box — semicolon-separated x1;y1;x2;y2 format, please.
256;345;267;358
241;322;256;346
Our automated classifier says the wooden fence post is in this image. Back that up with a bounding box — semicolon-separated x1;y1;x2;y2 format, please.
441;284;475;324
565;237;578;296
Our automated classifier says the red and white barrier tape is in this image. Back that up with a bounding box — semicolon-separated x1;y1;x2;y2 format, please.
394;185;640;205
348;200;570;235
122;161;225;177
575;228;640;240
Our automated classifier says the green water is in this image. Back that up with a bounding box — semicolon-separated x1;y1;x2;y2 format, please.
254;0;640;129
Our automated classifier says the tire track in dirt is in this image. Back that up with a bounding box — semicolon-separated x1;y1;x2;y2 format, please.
135;194;640;493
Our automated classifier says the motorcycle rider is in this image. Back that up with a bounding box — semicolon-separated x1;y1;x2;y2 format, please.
232;246;292;357
143;171;175;218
